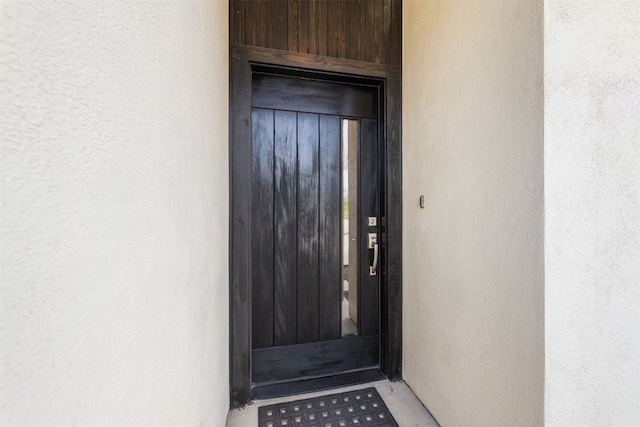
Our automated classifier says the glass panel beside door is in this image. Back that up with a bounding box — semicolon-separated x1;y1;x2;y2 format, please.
341;117;380;338
342;119;359;337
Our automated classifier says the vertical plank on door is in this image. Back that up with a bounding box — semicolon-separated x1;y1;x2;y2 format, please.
318;115;341;341
251;108;275;349
274;111;298;346
358;118;379;337
297;113;320;343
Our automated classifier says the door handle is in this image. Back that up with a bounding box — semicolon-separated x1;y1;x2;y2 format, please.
368;233;378;276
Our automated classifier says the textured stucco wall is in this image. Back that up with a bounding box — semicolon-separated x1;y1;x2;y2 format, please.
545;1;640;424
403;1;544;425
0;1;229;425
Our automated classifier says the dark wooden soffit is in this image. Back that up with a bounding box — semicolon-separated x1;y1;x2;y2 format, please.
230;0;402;66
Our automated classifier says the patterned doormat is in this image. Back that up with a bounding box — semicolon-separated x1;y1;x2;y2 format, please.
258;387;398;427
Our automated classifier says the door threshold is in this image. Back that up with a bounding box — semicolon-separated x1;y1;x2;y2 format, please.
251;368;386;401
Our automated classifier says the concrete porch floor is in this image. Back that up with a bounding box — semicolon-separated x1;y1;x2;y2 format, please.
226;380;440;426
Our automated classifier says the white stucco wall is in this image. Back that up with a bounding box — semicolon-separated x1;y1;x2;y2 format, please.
0;1;229;425
403;1;544;425
545;1;640;424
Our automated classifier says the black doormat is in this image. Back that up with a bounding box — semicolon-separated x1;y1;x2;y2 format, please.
258;387;398;427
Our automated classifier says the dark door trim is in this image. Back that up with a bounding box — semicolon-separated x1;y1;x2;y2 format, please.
230;44;402;408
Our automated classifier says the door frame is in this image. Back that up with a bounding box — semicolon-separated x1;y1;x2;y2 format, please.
230;44;402;408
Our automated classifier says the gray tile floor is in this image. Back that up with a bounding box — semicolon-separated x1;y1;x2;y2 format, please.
226;380;440;427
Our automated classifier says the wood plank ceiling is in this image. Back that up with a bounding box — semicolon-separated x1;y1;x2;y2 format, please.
230;0;402;67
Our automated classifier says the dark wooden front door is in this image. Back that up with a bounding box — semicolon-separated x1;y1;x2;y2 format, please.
250;72;381;386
